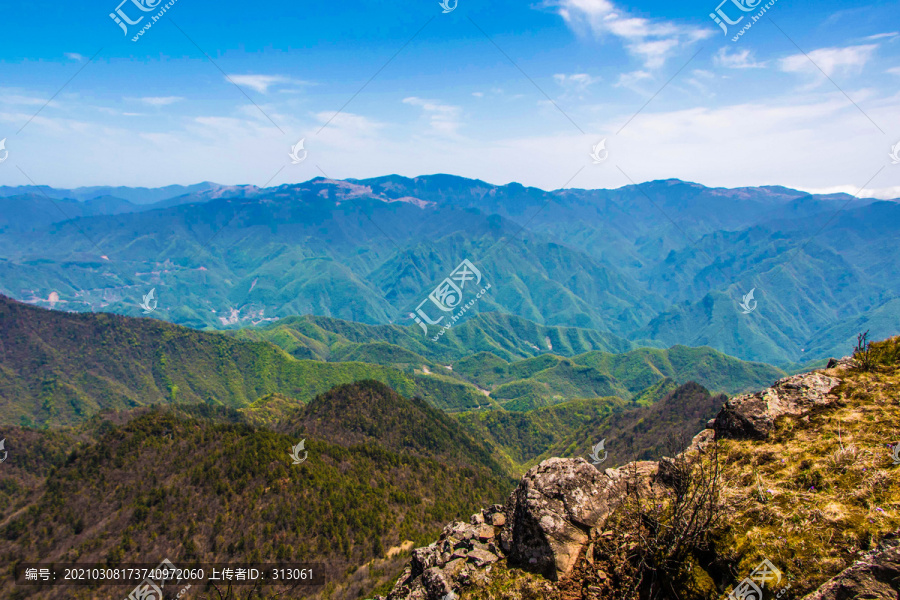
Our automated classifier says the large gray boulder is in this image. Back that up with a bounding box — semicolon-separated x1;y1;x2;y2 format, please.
503;457;656;581
802;533;900;600
713;371;840;440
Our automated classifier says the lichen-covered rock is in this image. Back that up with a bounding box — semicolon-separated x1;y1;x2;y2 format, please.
504;457;655;581
466;548;499;567
802;533;900;600
713;371;840;440
825;356;855;371
383;510;509;600
421;567;454;599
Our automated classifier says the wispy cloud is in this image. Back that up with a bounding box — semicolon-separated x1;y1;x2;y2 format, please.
402;97;462;136
64;52;85;61
554;73;601;88
715;47;765;69
780;44;877;77
685;69;715;95
863;32;898;41
552;0;712;68
226;74;294;94
554;73;601;93
614;69;653;93
138;96;184;106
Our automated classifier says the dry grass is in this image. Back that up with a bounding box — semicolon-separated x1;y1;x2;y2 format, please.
714;337;900;598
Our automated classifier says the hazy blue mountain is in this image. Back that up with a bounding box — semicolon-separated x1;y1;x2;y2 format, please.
0;182;222;204
0;175;896;365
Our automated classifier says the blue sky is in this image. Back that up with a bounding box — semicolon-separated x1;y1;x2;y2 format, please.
1;0;899;196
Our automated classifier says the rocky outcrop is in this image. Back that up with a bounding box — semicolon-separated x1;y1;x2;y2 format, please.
503;458;655;581
712;370;841;440
802;532;900;600
384;506;506;600
381;458;658;599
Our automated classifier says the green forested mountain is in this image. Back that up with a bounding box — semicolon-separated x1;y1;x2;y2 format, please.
1;177;897;365
0;382;513;600
0;295;783;426
229;314;783;410
0;295;488;426
455;381;724;475
228;312;634;363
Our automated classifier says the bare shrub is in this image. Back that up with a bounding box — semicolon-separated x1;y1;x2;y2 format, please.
853;331;875;372
601;440;727;600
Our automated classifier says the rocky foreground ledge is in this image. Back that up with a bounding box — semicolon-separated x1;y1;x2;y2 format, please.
378;356;899;600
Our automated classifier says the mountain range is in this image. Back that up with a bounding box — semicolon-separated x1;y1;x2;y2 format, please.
0;295;780;427
2;291;897;599
0;294;774;599
1;175;897;366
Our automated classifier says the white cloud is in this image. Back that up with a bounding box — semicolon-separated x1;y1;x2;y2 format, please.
780;44;877;77
402;97;462;136
554;73;601;91
314;111;384;136
685;69;715;95
64;53;85;61
138;96;184;106
553;0;712;68
3;79;898;200
715;47;765;69
864;32;898;41
0;90;59;107
614;70;653;93
888;67;900;76
227;75;293;94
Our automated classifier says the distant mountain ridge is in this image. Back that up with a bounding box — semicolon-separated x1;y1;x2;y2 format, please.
0;182;224;204
1;175;897;364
